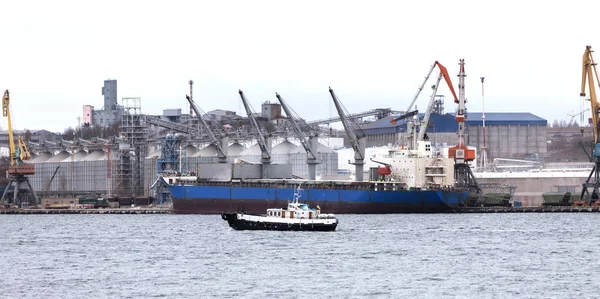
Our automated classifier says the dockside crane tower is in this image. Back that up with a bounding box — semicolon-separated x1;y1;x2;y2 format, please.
239;90;272;179
448;59;482;198
0;90;39;207
185;94;228;163
275;93;320;180
328;87;366;181
579;45;600;202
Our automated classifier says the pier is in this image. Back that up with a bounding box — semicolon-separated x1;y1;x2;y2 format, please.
455;206;600;213
0;208;171;215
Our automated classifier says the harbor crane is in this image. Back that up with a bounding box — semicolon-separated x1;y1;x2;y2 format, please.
0;90;39;207
328;87;366;181
239;90;272;179
185;94;228;163
448;59;482;199
396;61;458;149
405;61;459;114
579;45;600;202
416;62;458;143
275;93;320;180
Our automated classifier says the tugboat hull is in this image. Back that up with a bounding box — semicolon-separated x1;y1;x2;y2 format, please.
221;213;337;231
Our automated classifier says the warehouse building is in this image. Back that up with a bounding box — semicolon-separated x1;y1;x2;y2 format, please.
360;113;459;148
359;112;547;160
465;112;547;160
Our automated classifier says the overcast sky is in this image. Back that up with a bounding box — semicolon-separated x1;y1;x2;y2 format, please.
1;0;599;132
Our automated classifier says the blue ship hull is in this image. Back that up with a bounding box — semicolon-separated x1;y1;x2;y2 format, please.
168;183;468;214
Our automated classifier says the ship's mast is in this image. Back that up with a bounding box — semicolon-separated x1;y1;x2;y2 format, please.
481;77;488;169
457;60;467;154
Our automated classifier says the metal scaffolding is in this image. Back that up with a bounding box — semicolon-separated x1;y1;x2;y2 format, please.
157;134;185;174
117;97;147;197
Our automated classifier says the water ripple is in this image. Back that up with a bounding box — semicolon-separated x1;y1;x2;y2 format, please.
1;213;599;298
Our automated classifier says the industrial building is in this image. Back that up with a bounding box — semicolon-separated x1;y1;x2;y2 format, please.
359;112;547;161
361;113;459;148
34;95;547;201
82;79;123;128
16;77;549;204
0;129;61;148
29;86;342;200
464;112;547;160
28;137;339;199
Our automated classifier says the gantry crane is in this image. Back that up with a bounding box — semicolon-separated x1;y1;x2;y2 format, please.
185;94;228;163
0;90;39;207
447;59;482;198
239;90;272;178
275;93;320;180
328;87;366;181
579;45;600;202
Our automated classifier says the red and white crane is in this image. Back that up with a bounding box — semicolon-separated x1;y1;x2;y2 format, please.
448;59;475;162
448;59;481;197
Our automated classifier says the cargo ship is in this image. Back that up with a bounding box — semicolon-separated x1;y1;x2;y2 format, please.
169;180;468;214
165;141;469;214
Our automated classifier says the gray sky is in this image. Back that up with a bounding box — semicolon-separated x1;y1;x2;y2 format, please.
1;0;598;132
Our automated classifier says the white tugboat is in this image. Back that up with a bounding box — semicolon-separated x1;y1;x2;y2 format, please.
221;187;338;231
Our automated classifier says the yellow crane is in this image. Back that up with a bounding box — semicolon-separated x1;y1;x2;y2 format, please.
2;90;33;173
0;90;37;207
579;46;600;202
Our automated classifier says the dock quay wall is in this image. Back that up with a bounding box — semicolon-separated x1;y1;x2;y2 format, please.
475;171;589;206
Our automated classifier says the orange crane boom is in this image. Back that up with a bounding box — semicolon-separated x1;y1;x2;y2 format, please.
434;61;459;104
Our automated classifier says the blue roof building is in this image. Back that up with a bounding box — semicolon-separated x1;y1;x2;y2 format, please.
461;112;547;126
362;113;458;135
358;111;548;160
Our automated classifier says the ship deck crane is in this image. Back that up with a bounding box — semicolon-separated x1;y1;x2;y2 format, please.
329;87;366;181
275;93;320;180
185;94;228;163
579;45;600;202
448;59;482;199
370;158;392;181
239;90;272;179
0;90;39;207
